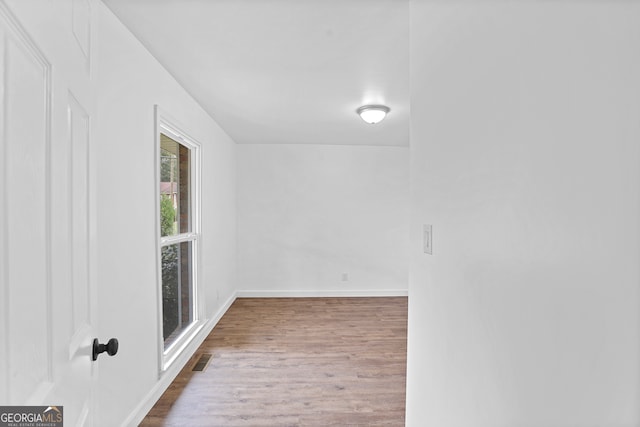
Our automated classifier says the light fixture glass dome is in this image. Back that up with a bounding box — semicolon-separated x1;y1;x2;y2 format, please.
357;105;390;124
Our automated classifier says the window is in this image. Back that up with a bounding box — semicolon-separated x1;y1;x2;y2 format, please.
156;110;201;370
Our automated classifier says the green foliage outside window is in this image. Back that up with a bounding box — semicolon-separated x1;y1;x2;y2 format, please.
160;195;175;237
160;195;179;340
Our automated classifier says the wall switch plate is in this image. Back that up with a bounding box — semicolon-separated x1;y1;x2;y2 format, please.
423;224;433;254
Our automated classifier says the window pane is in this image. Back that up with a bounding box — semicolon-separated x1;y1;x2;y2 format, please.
161;241;193;349
160;134;190;236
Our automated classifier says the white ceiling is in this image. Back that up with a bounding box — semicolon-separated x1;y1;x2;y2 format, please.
103;0;410;146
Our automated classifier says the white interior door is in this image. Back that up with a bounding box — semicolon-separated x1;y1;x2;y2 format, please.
0;1;100;425
0;2;53;407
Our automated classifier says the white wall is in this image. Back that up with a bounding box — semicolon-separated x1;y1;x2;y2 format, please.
237;144;409;296
93;2;237;425
407;1;640;426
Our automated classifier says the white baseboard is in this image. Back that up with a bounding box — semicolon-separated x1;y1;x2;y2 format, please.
236;289;408;298
122;292;237;427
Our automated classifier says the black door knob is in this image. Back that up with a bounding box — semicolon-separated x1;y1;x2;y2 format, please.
92;338;119;361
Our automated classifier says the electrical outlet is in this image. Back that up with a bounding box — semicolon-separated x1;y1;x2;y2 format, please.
423;224;433;255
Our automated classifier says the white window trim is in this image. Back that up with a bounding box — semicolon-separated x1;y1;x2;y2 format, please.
154;106;203;373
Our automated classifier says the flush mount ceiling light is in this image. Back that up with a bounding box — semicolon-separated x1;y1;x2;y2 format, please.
357;105;390;124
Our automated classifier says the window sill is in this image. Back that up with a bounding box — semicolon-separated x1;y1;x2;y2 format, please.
161;320;205;372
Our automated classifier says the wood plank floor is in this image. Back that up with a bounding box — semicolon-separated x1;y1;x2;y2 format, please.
140;297;407;426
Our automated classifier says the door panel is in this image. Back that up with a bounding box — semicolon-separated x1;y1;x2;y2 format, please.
69;93;91;341
66;92;95;427
0;2;52;405
0;1;98;425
